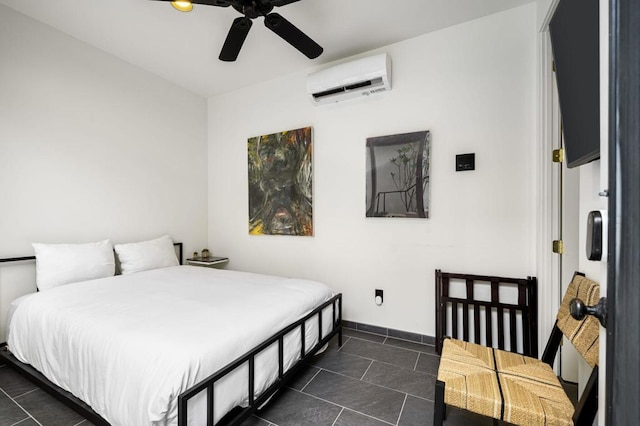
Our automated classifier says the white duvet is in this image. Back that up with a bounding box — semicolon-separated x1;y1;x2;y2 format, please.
8;266;336;425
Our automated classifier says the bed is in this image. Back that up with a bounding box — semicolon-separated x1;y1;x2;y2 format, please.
0;240;342;425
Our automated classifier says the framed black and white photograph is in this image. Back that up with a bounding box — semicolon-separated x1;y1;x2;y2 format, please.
366;130;430;218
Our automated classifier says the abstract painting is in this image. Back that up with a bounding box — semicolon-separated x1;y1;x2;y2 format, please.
366;130;430;218
248;127;313;236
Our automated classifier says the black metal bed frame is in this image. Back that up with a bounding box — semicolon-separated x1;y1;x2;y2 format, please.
0;242;341;425
179;294;342;425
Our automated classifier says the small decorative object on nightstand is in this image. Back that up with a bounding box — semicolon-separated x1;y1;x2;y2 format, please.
201;248;210;259
186;255;229;268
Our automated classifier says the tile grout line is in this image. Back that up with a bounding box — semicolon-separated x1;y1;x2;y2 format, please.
1;386;43;426
295;383;396;426
344;327;436;349
359;359;374;381
357;361;435;402
305;364;434;403
340;407;398;426
384;340;437;354
413;352;421;371
309;336;439;402
342;337;420;357
280;336;434;425
13;387;38;400
345;333;434;356
12;418;38;426
330;407;345;426
297;368;423;422
255;415;276;426
299;368;322;393
305;367;381;386
395;393;409;426
336;336;351;352
340;347;432;375
347;322;435;345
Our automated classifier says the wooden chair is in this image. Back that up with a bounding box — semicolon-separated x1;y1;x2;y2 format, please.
434;272;600;426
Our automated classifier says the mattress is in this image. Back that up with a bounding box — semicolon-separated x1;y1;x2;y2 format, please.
5;293;32;342
7;265;336;425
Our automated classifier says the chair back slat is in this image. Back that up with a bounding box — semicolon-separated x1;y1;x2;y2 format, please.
473;305;481;345
462;302;470;341
485;307;493;348
463;279;473;341
522;309;531;356
509;310;518;352
451;301;458;339
497;306;505;350
491;280;506;351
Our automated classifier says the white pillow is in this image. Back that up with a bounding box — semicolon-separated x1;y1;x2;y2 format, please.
114;235;178;275
33;240;116;291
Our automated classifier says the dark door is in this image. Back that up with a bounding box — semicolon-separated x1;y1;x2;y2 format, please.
606;0;640;423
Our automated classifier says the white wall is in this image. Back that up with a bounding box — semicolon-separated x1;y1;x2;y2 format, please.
208;4;537;336
0;5;209;340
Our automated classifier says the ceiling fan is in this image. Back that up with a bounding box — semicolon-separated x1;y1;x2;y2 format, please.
152;0;323;62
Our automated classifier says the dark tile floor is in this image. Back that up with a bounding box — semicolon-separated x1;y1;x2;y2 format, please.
0;327;578;426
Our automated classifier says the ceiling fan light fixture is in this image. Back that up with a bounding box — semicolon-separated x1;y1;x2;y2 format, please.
171;1;193;12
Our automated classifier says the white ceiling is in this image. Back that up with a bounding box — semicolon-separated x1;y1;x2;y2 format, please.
0;0;534;97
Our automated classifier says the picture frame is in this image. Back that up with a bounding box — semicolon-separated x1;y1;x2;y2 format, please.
248;127;313;236
366;130;430;218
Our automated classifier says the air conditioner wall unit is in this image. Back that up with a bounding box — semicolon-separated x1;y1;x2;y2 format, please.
307;53;391;105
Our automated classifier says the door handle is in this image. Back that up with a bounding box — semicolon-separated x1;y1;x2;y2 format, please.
570;297;608;328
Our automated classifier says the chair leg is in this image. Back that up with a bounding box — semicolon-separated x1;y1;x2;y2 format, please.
434;379;446;425
574;365;599;426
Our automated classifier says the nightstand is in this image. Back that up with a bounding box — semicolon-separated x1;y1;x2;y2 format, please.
186;256;229;268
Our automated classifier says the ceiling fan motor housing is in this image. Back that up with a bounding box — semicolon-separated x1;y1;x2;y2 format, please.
232;0;274;18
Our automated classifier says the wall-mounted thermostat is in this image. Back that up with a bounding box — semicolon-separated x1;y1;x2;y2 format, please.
586;210;607;261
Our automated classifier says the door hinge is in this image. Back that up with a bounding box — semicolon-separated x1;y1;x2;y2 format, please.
553;240;564;254
552;148;564;163
552;60;556;72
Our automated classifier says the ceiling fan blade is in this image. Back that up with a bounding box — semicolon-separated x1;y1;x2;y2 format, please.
264;0;301;7
189;0;234;6
219;17;252;62
149;0;235;7
264;13;323;59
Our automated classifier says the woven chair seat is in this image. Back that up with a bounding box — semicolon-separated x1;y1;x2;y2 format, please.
438;339;574;426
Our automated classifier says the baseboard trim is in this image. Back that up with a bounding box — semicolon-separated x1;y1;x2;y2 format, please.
342;320;435;346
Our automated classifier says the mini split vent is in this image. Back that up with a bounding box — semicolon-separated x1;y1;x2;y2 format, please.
307;53;392;105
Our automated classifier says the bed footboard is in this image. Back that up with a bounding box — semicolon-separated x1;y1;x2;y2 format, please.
178;293;342;426
435;270;537;357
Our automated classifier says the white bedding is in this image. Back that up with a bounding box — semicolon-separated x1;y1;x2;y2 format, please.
8;266;336;425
